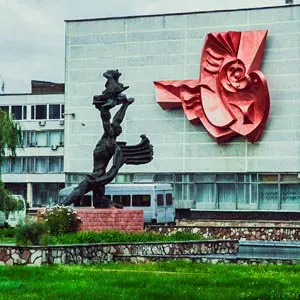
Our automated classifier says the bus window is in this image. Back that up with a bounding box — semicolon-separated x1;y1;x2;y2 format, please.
157;194;164;206
166;193;173;206
132;195;151;207
113;195;131;206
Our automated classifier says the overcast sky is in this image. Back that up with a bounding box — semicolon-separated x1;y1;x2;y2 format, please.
0;0;295;93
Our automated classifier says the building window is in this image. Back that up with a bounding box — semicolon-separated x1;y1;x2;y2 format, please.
151;172;300;211
49;104;60;119
6;156;63;174
11;158;22;173
61;104;64;119
35;157;47;173
11;105;22;120
32;183;63;207
49;131;61;146
1;158;9;173
49;157;60;173
22;130;64;147
35;105;47;119
23;106;27;120
36;131;48;147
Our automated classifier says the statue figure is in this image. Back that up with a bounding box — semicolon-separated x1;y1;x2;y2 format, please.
62;70;153;208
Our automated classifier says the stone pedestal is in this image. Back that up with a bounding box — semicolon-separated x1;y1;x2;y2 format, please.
76;208;144;232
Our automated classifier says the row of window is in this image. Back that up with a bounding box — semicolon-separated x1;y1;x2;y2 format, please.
5;183;64;207
1;157;64;174
0;104;64;120
66;173;300;210
21;130;64;147
105;194;173;207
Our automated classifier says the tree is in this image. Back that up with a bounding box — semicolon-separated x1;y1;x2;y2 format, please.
0;108;21;213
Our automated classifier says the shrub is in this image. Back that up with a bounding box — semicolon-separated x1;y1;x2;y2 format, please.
45;230;205;245
42;205;81;235
15;222;49;245
0;228;16;238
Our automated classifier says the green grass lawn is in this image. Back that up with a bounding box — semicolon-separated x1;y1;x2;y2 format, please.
1;261;300;299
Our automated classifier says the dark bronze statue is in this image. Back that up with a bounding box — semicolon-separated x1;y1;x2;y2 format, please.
62;70;153;208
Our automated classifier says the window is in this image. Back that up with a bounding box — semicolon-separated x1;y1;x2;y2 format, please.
166;193;173;206
132;195;151;207
218;183;235;207
1;158;9;173
155;174;173;183
32;183;62;206
49;131;61;146
11;106;22;120
194;183;215;209
23;106;27;120
157;194;164;206
35;157;47;173
259;184;279;207
61;104;64;119
35;105;47;119
49;157;60;173
49;104;60;119
36;131;48;147
27;157;35;173
113;195;131;206
22;130;64;147
7;157;63;174
11;158;21;173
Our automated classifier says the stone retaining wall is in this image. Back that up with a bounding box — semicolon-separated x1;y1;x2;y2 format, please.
145;226;300;241
0;240;237;265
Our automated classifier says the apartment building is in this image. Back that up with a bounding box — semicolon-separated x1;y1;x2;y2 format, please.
0;80;65;207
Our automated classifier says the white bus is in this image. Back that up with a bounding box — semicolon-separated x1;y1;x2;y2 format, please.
59;183;175;224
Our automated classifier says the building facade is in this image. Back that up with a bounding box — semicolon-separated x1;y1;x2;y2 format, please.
0;81;65;207
64;5;300;211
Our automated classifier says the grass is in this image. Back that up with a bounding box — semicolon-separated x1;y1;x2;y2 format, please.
0;261;300;299
0;229;204;245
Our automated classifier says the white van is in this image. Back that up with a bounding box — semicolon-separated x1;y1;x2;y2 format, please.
0;195;26;227
59;183;175;224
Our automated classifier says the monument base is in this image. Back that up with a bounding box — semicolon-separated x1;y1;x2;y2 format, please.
76;208;144;232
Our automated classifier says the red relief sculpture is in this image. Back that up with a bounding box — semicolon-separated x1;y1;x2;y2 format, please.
154;30;270;143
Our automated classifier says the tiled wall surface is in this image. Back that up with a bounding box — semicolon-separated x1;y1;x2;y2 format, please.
64;6;300;174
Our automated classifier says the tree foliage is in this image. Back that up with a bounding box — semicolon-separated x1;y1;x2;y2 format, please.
0;108;21;212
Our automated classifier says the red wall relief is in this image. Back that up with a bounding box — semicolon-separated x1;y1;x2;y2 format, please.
154;30;270;143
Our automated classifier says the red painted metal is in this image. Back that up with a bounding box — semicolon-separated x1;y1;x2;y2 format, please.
154;30;270;143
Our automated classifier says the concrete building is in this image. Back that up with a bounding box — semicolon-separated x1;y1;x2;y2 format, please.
0;81;65;207
64;4;300;214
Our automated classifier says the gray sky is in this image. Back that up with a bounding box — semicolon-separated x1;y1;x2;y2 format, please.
0;0;293;93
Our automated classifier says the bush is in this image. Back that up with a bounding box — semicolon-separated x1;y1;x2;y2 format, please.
42;206;81;235
15;222;49;245
0;228;16;238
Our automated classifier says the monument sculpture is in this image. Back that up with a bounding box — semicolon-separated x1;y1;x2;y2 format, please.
63;70;153;208
154;30;270;143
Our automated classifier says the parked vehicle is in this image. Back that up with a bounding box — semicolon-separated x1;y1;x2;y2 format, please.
59;183;175;224
0;195;26;227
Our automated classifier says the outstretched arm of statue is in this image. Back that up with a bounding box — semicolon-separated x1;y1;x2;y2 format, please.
112;97;134;126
